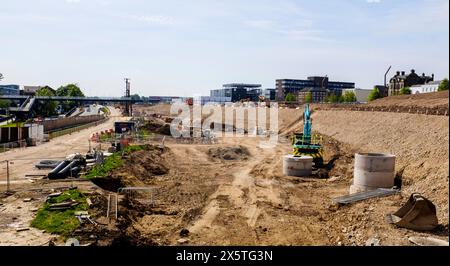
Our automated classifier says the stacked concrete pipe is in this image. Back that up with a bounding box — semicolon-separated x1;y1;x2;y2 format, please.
350;153;396;194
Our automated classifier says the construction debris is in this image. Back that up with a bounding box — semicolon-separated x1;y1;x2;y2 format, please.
74;211;98;226
46;192;62;201
177;238;189;244
386;193;438;231
35;160;61;170
47;154;86;180
332;188;399;204
48;200;79;210
365;238;380;246
86;197;93;207
408;237;449;246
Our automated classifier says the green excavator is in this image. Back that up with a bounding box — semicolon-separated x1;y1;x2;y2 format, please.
292;104;324;166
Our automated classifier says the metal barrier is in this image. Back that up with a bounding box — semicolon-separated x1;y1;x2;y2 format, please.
48;118;108;139
0;140;27;153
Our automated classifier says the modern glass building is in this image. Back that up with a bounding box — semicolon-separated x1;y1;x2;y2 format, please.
276;76;355;101
210;83;262;102
0;84;20;95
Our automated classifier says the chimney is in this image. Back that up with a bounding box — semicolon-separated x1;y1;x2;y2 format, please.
401;71;405;76
432;74;435;80
396;71;400;76
422;73;425;77
411;69;415;74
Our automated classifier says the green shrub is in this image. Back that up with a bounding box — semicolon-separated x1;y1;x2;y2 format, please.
399;87;411;95
438;78;449;91
285;93;296;102
368;88;381;102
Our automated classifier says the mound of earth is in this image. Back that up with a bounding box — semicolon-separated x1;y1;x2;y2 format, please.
142;120;172;136
368;90;449;109
123;145;169;179
208;145;250;160
92;145;171;191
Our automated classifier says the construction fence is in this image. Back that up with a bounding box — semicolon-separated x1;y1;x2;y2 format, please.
48;117;108;139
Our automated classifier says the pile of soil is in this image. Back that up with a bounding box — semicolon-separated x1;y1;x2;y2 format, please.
208;145;250;161
91;145;170;192
368;90;449;109
121;145;170;181
142;119;172;136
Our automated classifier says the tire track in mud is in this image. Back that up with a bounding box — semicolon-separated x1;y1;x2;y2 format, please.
188;142;286;235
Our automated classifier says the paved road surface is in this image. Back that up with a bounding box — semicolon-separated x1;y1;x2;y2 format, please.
0;107;127;185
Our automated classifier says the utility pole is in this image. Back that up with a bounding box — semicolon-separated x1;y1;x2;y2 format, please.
124;78;131;116
6;160;10;193
384;66;392;89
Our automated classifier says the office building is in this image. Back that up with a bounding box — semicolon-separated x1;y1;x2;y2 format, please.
410;81;441;94
389;69;434;96
210;83;262;102
276;76;355;101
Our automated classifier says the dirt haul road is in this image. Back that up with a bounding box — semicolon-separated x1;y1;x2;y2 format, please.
0;107;128;187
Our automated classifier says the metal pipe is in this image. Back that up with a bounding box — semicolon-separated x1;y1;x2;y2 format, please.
115;194;118;220
107;194;111;218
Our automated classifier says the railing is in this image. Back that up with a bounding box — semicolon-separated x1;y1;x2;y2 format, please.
294;133;322;146
0;95;138;102
48;118;108;139
0;139;27;153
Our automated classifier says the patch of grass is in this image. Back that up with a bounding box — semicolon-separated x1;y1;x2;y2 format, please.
99;132;114;141
123;144;147;154
84;144;147;179
99;106;110;115
85;153;123;179
31;189;88;236
0;122;25;128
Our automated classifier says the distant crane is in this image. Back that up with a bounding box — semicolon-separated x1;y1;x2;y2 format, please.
124;78;132;116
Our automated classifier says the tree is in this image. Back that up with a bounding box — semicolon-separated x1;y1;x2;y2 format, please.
0;73;3;81
325;93;339;103
56;83;85;112
368;87;381;102
285;92;296;102
56;83;85;97
131;94;141;101
36;87;58;117
342;91;357;102
304;92;312;103
399;87;411;95
438;78;449;91
0;99;10;109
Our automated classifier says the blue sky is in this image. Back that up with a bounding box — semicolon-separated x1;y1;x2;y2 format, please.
0;0;448;97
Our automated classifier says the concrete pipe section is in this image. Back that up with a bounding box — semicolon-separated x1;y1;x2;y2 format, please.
350;153;396;194
283;155;313;177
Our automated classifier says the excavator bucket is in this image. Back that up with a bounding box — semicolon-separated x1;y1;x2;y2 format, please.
386;193;438;231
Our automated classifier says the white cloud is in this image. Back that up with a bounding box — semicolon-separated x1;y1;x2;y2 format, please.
66;0;81;4
279;29;326;41
244;18;323;42
129;15;176;26
244;20;274;30
366;0;381;3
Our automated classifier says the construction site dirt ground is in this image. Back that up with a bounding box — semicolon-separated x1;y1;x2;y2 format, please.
0;102;448;246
